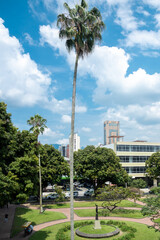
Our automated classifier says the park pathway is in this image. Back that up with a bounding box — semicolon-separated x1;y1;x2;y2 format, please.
0;199;155;240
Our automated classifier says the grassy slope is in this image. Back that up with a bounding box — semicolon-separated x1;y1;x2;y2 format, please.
11;207;66;237
29;220;160;240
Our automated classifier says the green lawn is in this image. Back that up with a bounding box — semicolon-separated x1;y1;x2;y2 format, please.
29;220;160;240
155;218;160;223
79;224;116;234
11;207;66;237
43;200;142;209
74;208;144;218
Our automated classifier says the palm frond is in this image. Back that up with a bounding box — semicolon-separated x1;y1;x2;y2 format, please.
63;2;71;13
77;5;86;19
89;7;101;18
81;0;88;9
66;39;75;52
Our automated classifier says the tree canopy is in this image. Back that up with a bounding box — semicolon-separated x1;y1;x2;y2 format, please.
40;144;69;188
74;146;128;189
141;195;160;231
57;0;105;58
146;152;160;179
0;102;17;172
96;185;138;212
0;101;69;206
27;114;47;141
9;155;39;201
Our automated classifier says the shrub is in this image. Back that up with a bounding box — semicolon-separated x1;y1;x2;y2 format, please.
149;187;160;195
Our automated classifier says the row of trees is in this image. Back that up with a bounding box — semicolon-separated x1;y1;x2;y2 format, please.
1;101;131;207
0;102;69;207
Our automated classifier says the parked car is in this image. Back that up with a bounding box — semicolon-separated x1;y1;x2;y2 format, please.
65;192;70;198
28;196;38;201
84;189;94;196
65;191;79;198
73;191;79;197
45;193;59;200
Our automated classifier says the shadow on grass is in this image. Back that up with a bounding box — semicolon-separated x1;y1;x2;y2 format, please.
29;230;52;240
11;208;36;237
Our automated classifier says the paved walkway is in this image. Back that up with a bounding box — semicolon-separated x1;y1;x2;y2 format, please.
0;200;155;240
0;204;16;240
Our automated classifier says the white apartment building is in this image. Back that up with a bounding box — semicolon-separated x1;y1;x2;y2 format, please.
69;133;80;152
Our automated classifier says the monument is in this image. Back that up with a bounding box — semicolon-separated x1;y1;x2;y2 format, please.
94;204;101;229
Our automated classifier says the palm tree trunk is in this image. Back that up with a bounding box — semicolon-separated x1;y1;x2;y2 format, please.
39;153;43;213
70;53;79;240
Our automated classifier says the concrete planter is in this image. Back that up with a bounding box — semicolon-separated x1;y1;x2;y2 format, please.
75;224;120;238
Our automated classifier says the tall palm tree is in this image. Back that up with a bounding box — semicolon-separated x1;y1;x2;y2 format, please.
27;114;47;213
57;1;105;238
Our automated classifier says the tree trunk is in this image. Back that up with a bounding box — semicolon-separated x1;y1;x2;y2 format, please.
70;53;79;240
39;153;43;213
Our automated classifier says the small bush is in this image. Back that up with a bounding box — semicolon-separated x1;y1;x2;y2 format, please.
149;187;160;195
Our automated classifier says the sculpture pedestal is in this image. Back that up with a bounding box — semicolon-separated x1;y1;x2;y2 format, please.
94;220;101;229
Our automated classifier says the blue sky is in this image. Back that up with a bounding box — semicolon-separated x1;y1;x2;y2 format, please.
1;0;160;147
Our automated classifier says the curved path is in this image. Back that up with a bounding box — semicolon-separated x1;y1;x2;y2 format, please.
11;200;154;240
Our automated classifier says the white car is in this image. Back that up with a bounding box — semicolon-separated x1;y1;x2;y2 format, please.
84;189;94;196
65;191;79;198
46;193;59;200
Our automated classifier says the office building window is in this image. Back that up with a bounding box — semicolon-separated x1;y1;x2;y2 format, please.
117;145;129;151
119;156;129;162
123;166;145;173
117;144;160;152
131;167;145;173
124;167;129;173
132;156;149;162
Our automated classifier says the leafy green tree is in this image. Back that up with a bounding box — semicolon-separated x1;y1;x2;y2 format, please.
27;114;47;213
15;130;37;157
141;195;160;231
40;144;69;188
9;155;39;202
96;185;138;212
0;102;17;172
57;1;105;238
0;169;19;207
146;152;160;180
54;184;65;202
74;146;128;190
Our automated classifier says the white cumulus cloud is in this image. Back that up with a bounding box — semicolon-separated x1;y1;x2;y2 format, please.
0;18;51;107
81;127;91;132
39;23;160;108
57;138;69;145
61;115;71;123
125;29;160;49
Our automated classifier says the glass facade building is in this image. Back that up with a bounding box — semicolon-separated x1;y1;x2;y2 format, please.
115;141;160;178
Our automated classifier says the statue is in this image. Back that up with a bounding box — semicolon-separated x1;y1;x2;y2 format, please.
95;204;98;220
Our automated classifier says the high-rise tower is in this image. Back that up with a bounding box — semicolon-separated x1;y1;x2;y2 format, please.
69;133;80;154
104;120;123;145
